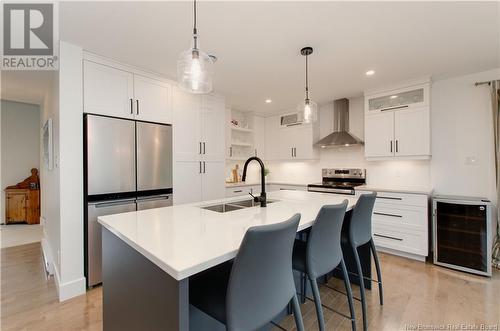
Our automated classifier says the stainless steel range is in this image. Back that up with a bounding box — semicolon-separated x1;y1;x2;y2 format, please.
308;168;366;195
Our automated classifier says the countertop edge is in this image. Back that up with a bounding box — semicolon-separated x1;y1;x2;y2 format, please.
355;185;434;195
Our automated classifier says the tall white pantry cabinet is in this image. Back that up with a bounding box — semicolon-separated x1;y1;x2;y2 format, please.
173;88;226;204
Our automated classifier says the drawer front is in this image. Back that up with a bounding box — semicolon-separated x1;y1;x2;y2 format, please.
357;190;428;208
372;205;427;232
372;224;428;256
225;187;251;197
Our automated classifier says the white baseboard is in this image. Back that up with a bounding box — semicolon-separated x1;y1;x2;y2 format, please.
41;237;86;301
58;276;86;301
376;246;427;262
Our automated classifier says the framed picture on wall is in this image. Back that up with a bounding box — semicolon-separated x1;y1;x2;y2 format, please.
42;118;53;170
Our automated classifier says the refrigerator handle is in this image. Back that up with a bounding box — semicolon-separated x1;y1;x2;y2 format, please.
93;198;137;208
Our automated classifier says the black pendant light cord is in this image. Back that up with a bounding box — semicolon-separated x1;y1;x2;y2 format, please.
305;54;309;101
193;0;198;50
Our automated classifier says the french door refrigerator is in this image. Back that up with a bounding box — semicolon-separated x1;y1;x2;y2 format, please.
85;114;172;287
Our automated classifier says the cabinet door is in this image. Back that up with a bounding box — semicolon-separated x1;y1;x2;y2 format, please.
394;107;430;157
6;191;28;223
134;74;172;124
364;112;395;158
292;125;316;159
202;161;225;201
201;94;226;162
264;116;281;160
173;161;202;204
83;61;134;118
173;88;202;162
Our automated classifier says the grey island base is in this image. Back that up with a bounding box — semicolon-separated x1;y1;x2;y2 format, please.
99;192;371;331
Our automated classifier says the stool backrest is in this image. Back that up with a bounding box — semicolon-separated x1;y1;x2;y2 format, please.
349;192;377;247
307;201;348;278
226;213;301;331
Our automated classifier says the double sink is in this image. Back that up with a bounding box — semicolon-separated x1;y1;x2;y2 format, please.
201;198;278;213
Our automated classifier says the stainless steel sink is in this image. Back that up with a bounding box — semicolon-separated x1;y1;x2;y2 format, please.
229;199;278;208
201;199;278;213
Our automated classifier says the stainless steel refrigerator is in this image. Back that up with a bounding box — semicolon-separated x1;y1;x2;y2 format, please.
85;114;173;287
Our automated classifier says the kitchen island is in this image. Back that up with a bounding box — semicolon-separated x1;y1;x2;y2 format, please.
98;190;371;331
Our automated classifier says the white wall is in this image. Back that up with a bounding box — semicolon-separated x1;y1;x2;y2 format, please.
0;100;41;224
431;69;499;202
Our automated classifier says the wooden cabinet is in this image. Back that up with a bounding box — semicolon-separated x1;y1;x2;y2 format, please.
5;189;40;224
173;87;226;204
83;60;172;124
364;82;431;160
264;114;319;161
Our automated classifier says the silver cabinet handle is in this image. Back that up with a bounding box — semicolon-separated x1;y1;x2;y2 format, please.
203;142;206;154
130;99;133;114
374;212;402;218
374;233;403;241
291;148;293;157
395;140;399;153
199;142;202;154
380;105;409;112
234;190;243;193
390;141;393;153
229;146;233;157
203;161;206;173
136;99;140;115
377;196;402;201
294;148;297;157
199;161;202;174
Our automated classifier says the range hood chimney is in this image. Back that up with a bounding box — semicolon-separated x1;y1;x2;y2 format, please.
315;98;364;148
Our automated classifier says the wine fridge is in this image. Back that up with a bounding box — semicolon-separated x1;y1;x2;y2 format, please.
433;195;492;276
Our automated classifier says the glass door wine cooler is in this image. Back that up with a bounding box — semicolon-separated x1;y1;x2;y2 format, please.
433;196;492;277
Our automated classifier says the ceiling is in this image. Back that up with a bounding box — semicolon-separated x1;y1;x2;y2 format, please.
8;1;499;114
1;71;55;105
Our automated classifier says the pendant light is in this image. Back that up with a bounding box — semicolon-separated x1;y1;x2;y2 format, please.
297;47;318;123
177;0;215;94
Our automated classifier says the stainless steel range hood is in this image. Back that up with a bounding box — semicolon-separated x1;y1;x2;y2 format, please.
315;98;364;148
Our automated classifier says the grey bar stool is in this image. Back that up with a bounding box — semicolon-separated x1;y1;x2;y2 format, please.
292;201;357;331
190;213;305;331
348;192;383;331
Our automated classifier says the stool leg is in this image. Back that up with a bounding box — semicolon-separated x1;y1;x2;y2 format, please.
309;275;325;331
340;259;357;331
352;245;367;331
291;293;305;331
370;238;384;306
301;272;307;303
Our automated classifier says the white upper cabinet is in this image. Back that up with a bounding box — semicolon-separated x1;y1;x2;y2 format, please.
264;114;319;161
134;74;172;124
201;94;226;162
172;88;202;162
364;81;431;160
84;61;134;118
83;59;173;124
394;107;430;157
253;115;266;159
364;112;395;158
365;83;429;115
201;161;226;201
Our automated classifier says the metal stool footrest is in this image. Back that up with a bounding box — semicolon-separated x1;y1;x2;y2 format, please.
297;292;355;321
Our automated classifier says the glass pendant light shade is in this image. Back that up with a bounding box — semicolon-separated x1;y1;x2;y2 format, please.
297;99;318;123
177;47;214;94
297;46;317;123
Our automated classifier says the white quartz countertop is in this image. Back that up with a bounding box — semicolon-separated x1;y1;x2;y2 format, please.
225;181;309;188
98;191;358;281
355;185;433;195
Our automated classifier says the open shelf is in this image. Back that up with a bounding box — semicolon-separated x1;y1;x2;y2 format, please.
230;125;253;133
231;142;252;147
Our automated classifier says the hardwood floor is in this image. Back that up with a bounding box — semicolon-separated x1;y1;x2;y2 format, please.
1;243;499;331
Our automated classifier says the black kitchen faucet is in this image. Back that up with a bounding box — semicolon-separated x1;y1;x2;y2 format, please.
242;156;267;207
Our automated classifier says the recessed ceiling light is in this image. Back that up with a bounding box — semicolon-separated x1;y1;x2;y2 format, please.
390;95;398;99
365;70;375;76
265;99;272;103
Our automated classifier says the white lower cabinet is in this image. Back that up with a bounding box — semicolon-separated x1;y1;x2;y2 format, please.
357;189;429;261
225;185;261;198
268;184;307;192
